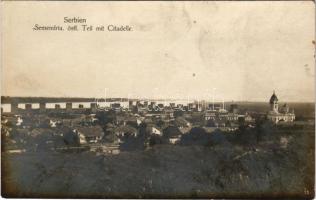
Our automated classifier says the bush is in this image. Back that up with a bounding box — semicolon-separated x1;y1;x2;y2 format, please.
179;127;211;146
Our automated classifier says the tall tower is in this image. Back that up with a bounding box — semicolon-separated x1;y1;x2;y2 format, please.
269;90;279;113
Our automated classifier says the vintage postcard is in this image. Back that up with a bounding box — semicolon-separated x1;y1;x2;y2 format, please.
1;1;315;198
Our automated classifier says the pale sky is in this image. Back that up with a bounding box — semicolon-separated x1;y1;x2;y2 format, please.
1;1;315;102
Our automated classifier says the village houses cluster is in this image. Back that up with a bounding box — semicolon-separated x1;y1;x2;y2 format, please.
1;92;295;154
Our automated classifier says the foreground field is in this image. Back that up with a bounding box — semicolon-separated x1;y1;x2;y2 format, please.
2;129;314;199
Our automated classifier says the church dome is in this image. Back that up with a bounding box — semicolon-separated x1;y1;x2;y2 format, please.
269;91;278;104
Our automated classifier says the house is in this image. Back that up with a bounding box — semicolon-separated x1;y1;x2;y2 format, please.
143;117;154;124
188;103;194;111
58;126;80;146
226;112;239;121
115;114;138;127
88;114;98;123
173;117;191;134
110;103;122;112
136;118;142;126
1;124;11;137
146;124;162;136
214;119;227;127
114;125;138;137
169;103;176;108
163;126;182;144
164;107;174;119
75;130;88;144
90;143;120;155
30;128;57;150
137;104;148;113
74;125;104;143
157;104;164;111
30;128;47;138
218;109;229;120
1;115;20;127
229;104;239;114
78;114;99;126
57;126;74;136
16;115;23;126
204;111;216;121
175;104;185;111
244;112;254;123
173;117;191;128
49;119;57;127
61;119;73;127
151;126;162;135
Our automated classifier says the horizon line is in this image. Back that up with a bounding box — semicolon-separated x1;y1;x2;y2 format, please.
1;96;315;104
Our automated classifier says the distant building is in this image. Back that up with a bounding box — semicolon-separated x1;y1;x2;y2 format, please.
163;126;182;144
114;125;138;138
111;103;121;112
229;104;238;114
227;112;239;121
147;125;162;136
49;119;58;127
16;115;23;126
174;104;185;111
150;102;156;107
267;91;295;123
188;103;195;111
157;104;164;111
204;111;216;121
75;125;104;143
164;107;174;119
137;103;148;113
244;112;254;123
169;103;176;108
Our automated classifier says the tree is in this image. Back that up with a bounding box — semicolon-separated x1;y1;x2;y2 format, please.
148;134;164;146
63;130;79;146
208;130;228;146
179;127;211;146
206;119;216;127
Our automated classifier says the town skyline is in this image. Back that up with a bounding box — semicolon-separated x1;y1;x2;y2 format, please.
1;88;315;103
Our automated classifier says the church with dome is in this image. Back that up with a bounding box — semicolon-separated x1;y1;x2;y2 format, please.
267;91;295;123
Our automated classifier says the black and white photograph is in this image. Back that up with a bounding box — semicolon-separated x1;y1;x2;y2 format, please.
1;1;315;198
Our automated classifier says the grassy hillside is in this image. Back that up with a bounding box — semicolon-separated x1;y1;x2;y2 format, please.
2;127;314;198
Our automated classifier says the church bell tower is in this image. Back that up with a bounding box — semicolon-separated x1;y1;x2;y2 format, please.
269;90;279;113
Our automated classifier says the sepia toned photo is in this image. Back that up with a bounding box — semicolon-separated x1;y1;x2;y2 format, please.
1;1;315;198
